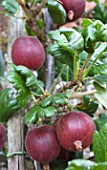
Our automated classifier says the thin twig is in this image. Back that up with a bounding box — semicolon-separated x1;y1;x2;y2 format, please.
69;89;96;99
57;80;77;93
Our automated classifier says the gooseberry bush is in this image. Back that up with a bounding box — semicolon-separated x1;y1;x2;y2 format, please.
1;0;107;169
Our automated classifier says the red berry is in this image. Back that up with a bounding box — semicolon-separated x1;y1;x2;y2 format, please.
56;111;96;151
0;124;6;150
11;36;45;70
53;115;63;130
25;125;61;163
59;0;86;21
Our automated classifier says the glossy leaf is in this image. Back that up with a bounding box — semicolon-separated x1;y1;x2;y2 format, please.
92;63;107;76
41;96;52;108
7;64;44;108
83;43;107;77
51;93;68;104
94;74;107;85
47;43;74;65
93;123;107;162
94;113;107;131
0;88;18;122
41;93;68;108
23;105;44;125
95;92;107;109
82;19;107;51
2;0;20;15
44;106;57;117
47;0;66;24
94;4;107;24
91;162;107;170
66;159;94;170
76;95;98;116
48;29;76;65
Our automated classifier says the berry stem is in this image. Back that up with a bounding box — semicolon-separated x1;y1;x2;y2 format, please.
43;163;50;170
73;53;77;80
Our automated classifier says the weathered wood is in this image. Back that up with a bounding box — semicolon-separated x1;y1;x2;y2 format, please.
8;112;25;170
43;8;54;91
0;153;7;170
7;14;25;170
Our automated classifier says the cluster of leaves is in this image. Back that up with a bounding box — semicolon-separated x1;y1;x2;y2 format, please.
48;19;107;80
1;0;66;24
47;19;107;110
94;3;107;24
0;64;43;122
23;93;68;125
0;64;69;123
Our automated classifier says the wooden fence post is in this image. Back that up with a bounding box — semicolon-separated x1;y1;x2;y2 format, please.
7;14;25;170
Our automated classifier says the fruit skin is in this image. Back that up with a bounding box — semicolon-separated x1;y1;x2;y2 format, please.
53;115;63;130
56;111;96;151
59;0;86;21
0;123;6;150
25;125;61;163
53;115;70;161
11;36;45;70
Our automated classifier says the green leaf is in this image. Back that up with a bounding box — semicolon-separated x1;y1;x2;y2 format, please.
23;105;44;125
51;93;68;104
59;28;84;51
93;81;106;92
94;4;107;24
49;28;84;51
81;18;93;28
82;19;107;51
91;43;107;60
41;96;52;108
47;43;74;66
47;0;66;24
2;0;20;15
83;43;107;78
93;123;107;162
0;49;4;77
7;65;31;108
66;159;107;170
92;63;107;76
25;23;36;36
66;159;94;170
44;106;57;117
41;93;67;108
95;91;107;109
7;64;44;108
91;162;107;170
59;27;78;39
87;0;99;3
94;113;107;131
0;88;18;122
94;75;107;85
76;95;98;116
